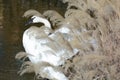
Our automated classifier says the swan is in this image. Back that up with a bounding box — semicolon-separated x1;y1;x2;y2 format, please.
16;9;75;80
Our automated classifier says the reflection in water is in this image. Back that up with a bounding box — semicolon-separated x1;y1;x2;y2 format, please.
0;0;66;80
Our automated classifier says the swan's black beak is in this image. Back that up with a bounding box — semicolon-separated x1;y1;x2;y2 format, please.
25;17;35;26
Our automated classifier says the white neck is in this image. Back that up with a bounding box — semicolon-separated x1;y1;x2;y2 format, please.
33;16;51;28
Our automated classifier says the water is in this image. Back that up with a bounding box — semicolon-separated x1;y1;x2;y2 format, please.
0;0;66;80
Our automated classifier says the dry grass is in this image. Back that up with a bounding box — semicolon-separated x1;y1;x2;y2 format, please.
60;0;120;80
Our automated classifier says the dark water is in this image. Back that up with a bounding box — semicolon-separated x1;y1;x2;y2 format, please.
0;0;66;80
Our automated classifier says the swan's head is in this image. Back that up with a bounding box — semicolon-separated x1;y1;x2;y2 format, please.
26;15;51;29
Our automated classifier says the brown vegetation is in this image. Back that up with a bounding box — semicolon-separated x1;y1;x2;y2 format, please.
60;0;120;80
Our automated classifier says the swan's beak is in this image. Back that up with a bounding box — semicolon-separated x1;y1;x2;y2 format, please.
25;17;34;26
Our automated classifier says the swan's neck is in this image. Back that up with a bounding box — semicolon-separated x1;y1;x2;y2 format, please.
33;16;51;28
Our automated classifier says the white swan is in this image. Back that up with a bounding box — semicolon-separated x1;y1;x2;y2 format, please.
16;10;73;80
